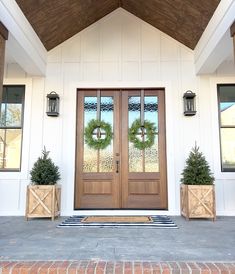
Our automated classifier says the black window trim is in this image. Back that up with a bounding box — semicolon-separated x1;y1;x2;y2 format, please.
217;83;235;172
0;84;25;172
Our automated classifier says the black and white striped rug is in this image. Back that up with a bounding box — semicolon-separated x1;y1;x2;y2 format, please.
58;215;178;228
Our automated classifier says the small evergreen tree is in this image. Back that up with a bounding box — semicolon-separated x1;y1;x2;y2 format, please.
181;145;214;185
30;147;60;185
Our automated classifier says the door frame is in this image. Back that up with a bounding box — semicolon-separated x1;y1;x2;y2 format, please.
74;87;168;210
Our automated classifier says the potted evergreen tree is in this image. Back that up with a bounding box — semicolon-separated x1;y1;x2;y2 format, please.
25;148;61;220
180;144;216;221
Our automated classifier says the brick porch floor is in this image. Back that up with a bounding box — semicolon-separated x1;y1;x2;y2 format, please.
1;261;235;273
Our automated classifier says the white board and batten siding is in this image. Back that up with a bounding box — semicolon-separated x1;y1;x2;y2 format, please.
1;9;235;216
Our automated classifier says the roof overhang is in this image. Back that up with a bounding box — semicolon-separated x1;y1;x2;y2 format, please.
195;0;235;75
0;0;47;76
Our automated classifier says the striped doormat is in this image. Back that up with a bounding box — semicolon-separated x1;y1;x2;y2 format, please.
58;215;178;228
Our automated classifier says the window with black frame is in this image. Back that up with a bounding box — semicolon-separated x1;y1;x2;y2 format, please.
218;84;235;172
0;85;25;171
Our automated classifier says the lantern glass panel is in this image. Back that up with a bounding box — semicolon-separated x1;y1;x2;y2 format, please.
185;98;195;112
48;98;58;113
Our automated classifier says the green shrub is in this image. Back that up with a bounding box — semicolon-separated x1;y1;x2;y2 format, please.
30;147;60;185
181;145;214;185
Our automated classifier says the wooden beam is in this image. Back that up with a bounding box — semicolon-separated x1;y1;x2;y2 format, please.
0;21;8;40
0;35;5;104
231;21;235;62
230;20;235;37
0;22;7;108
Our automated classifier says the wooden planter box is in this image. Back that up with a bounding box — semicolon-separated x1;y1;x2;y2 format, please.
180;184;216;221
26;184;61;221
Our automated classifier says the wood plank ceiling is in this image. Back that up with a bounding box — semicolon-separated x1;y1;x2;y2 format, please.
16;0;220;51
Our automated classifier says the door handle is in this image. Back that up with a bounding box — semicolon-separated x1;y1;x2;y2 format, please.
116;160;119;173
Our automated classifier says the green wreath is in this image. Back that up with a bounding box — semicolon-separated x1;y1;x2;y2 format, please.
129;119;156;150
84;119;112;150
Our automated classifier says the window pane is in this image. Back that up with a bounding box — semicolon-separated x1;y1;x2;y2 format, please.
0;104;6;127
5;129;22;169
0;86;24;171
4;86;24;104
221;128;235;170
219;85;235;126
5;104;22;127
3;86;24;127
0;130;5;168
0;129;22;169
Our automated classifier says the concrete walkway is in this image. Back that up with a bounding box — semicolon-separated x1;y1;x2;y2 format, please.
0;216;235;261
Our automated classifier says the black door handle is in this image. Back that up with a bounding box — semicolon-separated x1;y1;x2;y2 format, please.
116;160;119;173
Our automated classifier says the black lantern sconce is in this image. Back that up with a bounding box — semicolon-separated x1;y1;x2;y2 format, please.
183;90;196;116
46;91;60;117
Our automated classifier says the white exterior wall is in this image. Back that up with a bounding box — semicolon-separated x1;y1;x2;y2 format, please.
1;8;235;216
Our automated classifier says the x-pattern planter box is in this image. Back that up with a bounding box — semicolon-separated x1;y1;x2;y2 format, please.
26;184;61;221
180;184;216;221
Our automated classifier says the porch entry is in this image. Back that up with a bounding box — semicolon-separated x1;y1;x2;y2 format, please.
75;89;167;209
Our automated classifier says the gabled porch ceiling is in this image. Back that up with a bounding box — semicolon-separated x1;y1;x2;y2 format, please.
15;0;220;51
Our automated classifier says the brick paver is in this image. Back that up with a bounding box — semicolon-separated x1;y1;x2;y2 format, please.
0;261;235;274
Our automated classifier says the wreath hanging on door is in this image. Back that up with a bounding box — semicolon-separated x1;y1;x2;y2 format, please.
84;119;112;150
129;119;156;150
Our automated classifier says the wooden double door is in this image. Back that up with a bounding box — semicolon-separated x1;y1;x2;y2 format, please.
75;89;167;209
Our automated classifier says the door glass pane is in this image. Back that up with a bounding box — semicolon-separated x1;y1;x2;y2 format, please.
83;96;114;173
84;97;97;127
128;95;159;172
100;97;114;172
221;128;235;170
129;142;143;172
83;97;98;172
144;96;158;131
128;96;143;172
145;137;159;172
144;96;159;172
128;96;140;126
100;141;113;172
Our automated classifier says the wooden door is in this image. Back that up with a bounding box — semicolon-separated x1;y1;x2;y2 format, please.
75;90;120;208
74;89;167;209
121;89;167;209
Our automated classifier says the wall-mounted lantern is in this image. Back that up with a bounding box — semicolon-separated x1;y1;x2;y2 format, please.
183;90;196;116
46;91;59;117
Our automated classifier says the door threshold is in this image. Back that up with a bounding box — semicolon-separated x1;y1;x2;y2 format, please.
70;209;172;216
